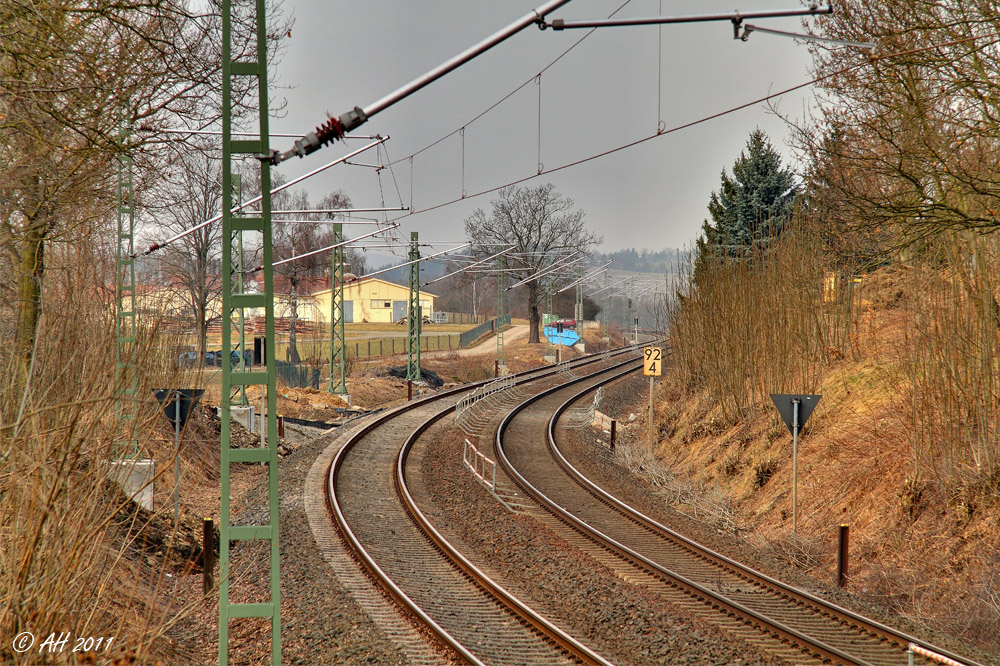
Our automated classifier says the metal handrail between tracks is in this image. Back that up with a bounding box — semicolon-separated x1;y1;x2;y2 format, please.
492;362;877;666
542;378;984;666
326;345;639;664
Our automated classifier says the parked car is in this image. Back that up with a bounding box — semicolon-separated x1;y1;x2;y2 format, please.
178;349;253;368
553;318;577;329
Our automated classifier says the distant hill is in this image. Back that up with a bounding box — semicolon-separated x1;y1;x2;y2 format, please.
594;248;687;274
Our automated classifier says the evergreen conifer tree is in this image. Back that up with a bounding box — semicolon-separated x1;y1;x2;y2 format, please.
695;129;798;278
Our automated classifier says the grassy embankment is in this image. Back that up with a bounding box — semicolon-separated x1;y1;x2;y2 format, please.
638;227;1000;653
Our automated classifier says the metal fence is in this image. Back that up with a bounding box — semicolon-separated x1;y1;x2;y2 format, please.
434;311;487;325
462;438;523;513
275;360;320;389
458;315;511;348
346;333;461;359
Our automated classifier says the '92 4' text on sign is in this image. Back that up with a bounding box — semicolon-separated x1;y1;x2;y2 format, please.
643;347;662;376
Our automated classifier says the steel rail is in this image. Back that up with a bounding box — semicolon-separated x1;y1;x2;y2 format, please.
488;363;982;666
327;384;486;665
493;363;876;666
542;383;986;666
395;400;615;666
326;347;635;663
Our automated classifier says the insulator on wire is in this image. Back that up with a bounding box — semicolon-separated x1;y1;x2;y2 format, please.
273;106;368;164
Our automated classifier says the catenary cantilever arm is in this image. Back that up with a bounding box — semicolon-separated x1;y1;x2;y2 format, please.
271;0;575;164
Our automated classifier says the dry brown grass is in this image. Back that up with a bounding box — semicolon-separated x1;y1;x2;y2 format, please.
0;254;202;664
661;228;1000;654
668;224;837;424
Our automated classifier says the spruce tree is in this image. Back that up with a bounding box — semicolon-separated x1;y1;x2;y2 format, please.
695;129;798;276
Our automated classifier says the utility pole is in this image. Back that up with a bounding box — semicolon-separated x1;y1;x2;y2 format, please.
496;252;506;373
575;264;583;324
406;231;421;382
328;222;348;395
219;1;280;663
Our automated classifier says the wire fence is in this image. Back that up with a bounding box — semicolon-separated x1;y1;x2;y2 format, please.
176;315;509;375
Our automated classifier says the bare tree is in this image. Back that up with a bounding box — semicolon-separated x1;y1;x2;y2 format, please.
797;1;1000;242
154;145;224;354
271;185;351;364
0;0;290;370
464;184;600;343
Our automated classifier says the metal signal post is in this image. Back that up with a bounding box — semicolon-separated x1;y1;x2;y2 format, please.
769;394;822;536
643;346;662;450
115;122;139;457
407;232;421;383
329;222;348;395
219;1;280;663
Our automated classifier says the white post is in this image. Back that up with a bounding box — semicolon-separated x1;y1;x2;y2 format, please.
648;376;655;450
174;391;180;526
792;398;800;535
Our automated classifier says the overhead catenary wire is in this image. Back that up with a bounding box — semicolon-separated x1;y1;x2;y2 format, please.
271;0;577;164
377;32;991;228
138;136;389;257
557;260;614;293
505;251;582;291
388;0;635;167
421;246;515;287
252;223;400;271
587;274;634;297
355;243;472;281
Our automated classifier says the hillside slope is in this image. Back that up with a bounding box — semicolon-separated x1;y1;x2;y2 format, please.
651;264;1000;656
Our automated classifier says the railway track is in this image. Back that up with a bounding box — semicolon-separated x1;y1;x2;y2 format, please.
494;365;985;666
327;349;637;665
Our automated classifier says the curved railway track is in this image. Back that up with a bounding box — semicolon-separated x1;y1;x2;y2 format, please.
494;365;984;666
327;350;638;665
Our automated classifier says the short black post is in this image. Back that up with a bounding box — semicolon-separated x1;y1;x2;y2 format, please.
407;379;413;401
610;420;617;451
203;518;215;594
836;524;849;587
277;415;284;438
494;360;499;378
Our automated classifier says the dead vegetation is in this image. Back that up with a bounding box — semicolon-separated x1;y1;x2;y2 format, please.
0;257;211;664
661;227;1000;653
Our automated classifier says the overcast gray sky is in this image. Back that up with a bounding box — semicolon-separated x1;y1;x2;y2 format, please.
268;0;821;256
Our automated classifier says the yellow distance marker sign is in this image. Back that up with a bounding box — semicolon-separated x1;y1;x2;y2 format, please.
643;346;662;376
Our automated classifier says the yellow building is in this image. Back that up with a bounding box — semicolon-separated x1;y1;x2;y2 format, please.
312;276;435;324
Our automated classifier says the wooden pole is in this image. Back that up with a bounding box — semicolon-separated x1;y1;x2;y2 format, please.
836;524;849;586
203;518;215;594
